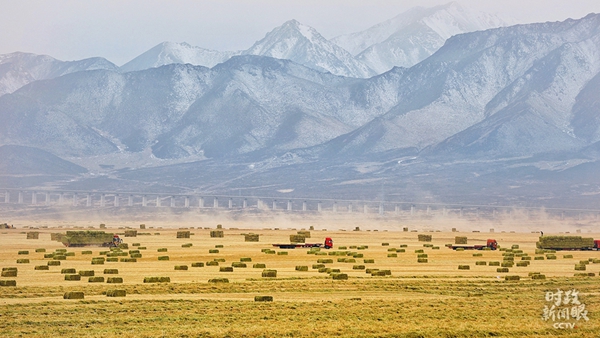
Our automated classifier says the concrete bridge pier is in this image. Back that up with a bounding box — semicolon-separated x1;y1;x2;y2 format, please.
213;197;218;208
32;191;37;205
45;192;50;205
363;204;368;214
128;195;133;207
460;207;464;218
287;200;292;211
379;203;384;215
73;193;78;206
243;199;247;209
348;204;352;213
302;201;307;211
18;191;23;204
114;195;120;207
142;195;147;207
86;194;91;207
272;200;277;210
100;194;105;207
333;201;337;212
170;196;175;208
229;198;233;209
199;197;204;208
426;205;430;215
184;197;189;208
4;191;9;203
156;196;161;207
317;201;322;212
59;193;65;205
410;205;415;216
395;205;399;214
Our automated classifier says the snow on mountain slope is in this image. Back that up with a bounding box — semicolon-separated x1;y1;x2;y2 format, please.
321;14;600;158
244;20;375;78
333;2;508;73
120;42;239;72
0;52;119;96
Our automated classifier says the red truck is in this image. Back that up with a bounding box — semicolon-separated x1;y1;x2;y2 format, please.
273;237;333;249
447;239;498;250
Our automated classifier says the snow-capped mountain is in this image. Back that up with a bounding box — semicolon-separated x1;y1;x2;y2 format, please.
332;2;508;73
1;14;599;165
120;42;240;72
243;20;376;78
0;52;119;96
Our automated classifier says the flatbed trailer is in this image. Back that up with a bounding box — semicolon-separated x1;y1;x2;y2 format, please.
272;243;323;249
272;237;333;249
447;239;498;250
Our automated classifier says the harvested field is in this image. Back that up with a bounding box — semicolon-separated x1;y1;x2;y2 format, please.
0;220;599;337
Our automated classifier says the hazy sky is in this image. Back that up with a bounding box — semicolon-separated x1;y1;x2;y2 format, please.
2;0;600;66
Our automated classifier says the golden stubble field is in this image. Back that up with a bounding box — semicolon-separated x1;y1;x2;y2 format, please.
1;215;599;337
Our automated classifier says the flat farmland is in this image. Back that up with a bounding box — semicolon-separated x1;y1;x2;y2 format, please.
1;222;600;337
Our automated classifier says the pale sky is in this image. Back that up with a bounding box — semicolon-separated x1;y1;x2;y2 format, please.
1;0;599;66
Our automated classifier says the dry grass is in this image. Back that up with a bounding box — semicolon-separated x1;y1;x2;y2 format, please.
0;220;599;337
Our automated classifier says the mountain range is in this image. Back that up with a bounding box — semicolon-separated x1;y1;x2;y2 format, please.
0;6;599;209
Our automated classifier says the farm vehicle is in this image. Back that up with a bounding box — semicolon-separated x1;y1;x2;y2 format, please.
447;239;498;250
273;237;333;249
536;236;600;251
60;231;123;248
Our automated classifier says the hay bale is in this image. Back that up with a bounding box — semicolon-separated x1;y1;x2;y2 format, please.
26;232;39;239
504;275;520;281
206;261;219;266
244;233;259;242
219;267;233;272
176;231;191;238
210;230;224;238
78;270;95;276
143;277;170;283
295;266;308;271
0;280;16;287
157;248;168;252
276;251;288;256
531;274;546;280
63;292;84;299
501;262;514;267
254;295;274;302
181;243;193;248
454;236;468;244
190;262;204;268
106;289;126;297
496;268;509;273
417;258;428;263
124;230;137;237
206;278;228;284
231;262;246;268
574;264;586;271
81;250;93;255
120;258;137;262
516;262;529;267
289;234;306;243
537;236;594;249
35;248;46;253
521;256;532;261
418;234;432;242
387;253;397;258
34;265;49;270
476;261;487;266
48;260;61;266
107;277;123;283
174;265;189;270
240;257;252;262
262;269;277;277
16;259;30;264
61;268;76;274
91;258;105;265
297;231;311;238
473;253;483;257
158;256;170;261
88;276;104;283
363;259;375;264
209;249;219;254
317;258;333;264
458;265;470;270
103;269;118;274
534;256;544;260
332;273;348;280
371;270;387;276
64;274;81;281
106;257;118;262
1;268;17;277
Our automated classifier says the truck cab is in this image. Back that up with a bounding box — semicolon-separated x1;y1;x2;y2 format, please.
487;239;498;250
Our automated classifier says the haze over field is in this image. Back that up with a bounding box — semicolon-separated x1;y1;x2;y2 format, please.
1;1;600;212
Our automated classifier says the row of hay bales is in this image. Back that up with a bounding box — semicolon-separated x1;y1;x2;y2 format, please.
536;236;595;249
59;231;115;247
